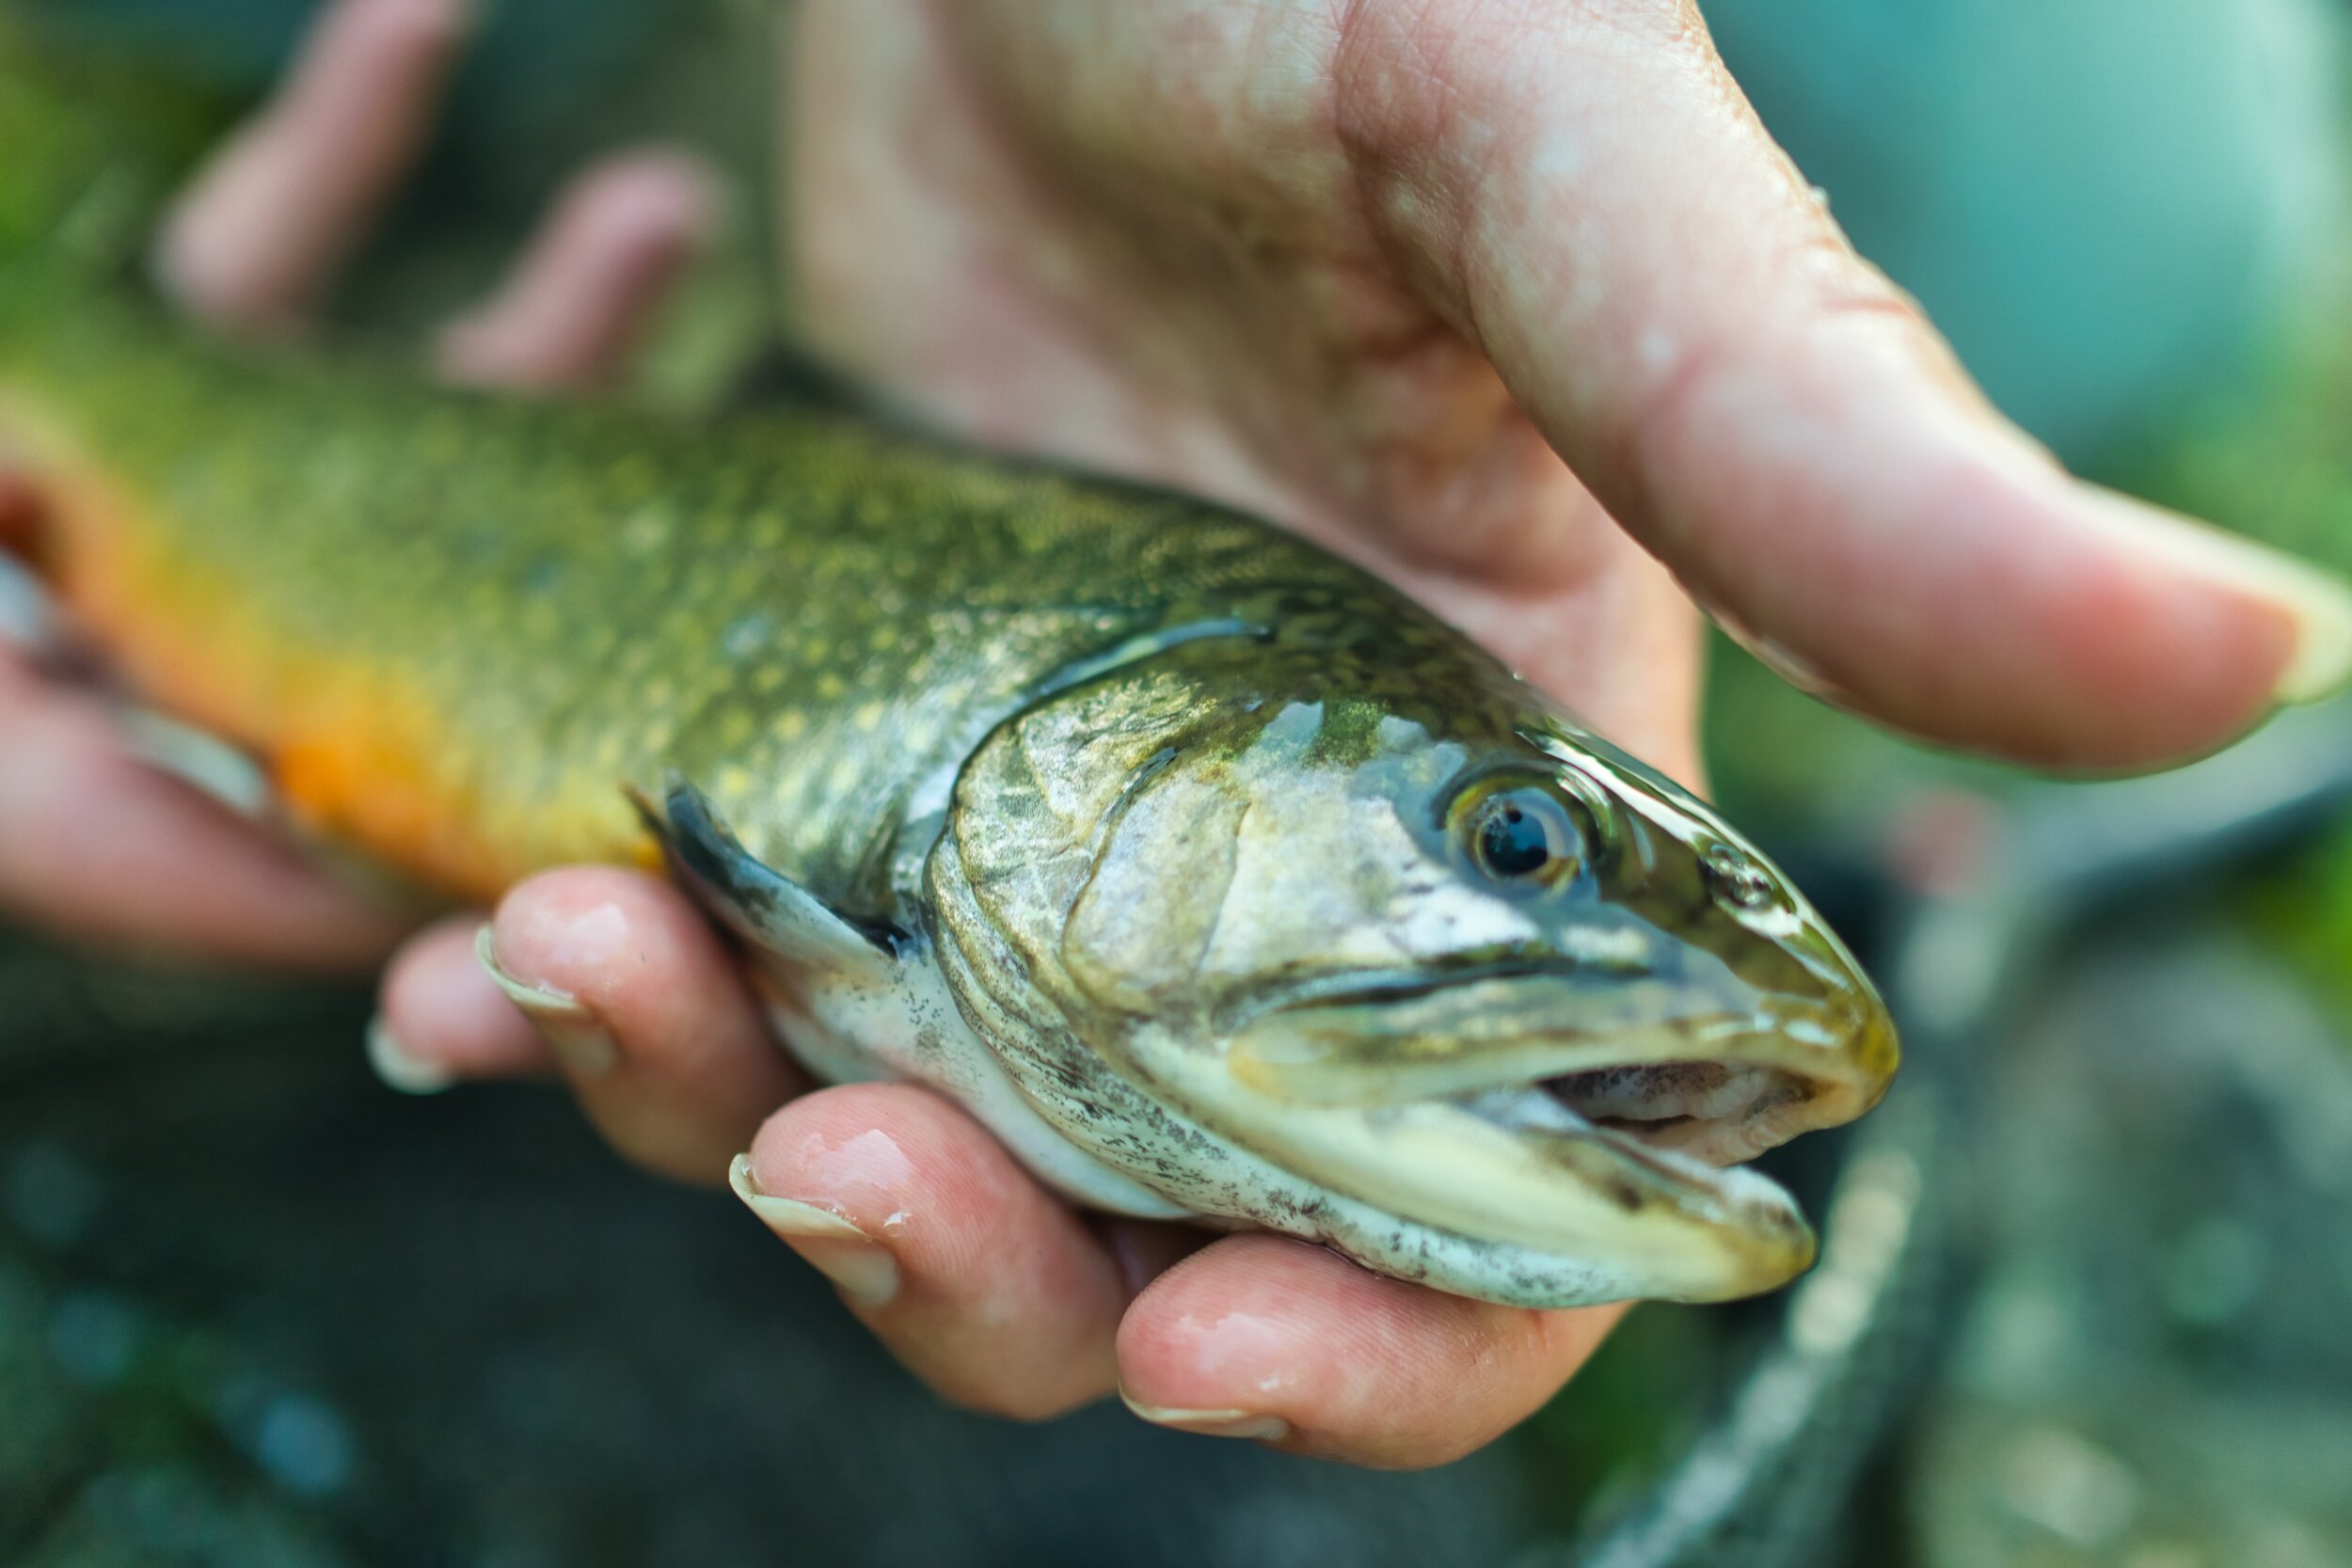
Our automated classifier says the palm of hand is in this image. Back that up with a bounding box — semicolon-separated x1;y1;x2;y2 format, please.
795;0;2339;778
793;0;1718;769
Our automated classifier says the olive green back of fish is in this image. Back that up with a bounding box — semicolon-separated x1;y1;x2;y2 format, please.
19;282;1544;895
0;12;1527;914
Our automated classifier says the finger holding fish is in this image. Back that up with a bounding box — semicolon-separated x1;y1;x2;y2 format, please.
0;659;411;966
375;916;551;1087
462;866;804;1186
1118;1235;1627;1468
735;1081;1134;1420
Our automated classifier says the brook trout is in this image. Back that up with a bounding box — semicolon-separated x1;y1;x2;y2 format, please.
0;29;1894;1307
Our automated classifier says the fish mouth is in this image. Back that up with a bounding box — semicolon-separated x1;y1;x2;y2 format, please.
1136;961;1899;1303
1227;961;1897;1163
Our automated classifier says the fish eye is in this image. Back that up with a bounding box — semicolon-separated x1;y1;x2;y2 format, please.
1703;840;1777;912
1454;781;1587;888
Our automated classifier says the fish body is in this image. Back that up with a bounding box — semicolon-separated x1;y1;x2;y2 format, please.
0;34;1896;1307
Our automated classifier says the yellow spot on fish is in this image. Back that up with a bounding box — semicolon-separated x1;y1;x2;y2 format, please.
853;701;884;732
775;708;808;741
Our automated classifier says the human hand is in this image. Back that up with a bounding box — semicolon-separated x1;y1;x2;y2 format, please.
0;0;713;969
755;0;2352;1460
440;0;2344;1467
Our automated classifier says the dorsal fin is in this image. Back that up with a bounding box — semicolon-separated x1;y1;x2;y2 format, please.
629;773;903;982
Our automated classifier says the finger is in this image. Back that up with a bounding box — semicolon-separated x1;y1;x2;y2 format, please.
1097;1216;1219;1298
0;667;412;969
435;150;718;391
1334;2;2352;768
471;866;801;1184
733;1082;1130;1418
154;0;470;332
372;913;551;1092
1116;1233;1624;1468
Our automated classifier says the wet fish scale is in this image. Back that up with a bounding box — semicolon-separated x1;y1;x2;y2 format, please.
5;280;1446;905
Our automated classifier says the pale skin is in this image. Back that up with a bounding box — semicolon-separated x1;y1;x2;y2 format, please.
3;0;2348;1468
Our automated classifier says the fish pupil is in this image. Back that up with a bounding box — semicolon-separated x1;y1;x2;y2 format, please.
1478;796;1556;879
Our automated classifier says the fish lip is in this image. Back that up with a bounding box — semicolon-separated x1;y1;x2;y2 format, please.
1247;957;1857;1022
1216;961;1898;1222
1135;1007;1826;1300
1217;956;1595;1034
1228;960;1895;1103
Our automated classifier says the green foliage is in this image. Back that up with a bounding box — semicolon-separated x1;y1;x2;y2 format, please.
0;18;237;278
2140;307;2352;578
2101;304;2352;1034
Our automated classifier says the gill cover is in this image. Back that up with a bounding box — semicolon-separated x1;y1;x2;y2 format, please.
632;775;901;984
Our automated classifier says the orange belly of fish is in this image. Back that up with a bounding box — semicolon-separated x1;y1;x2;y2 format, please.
16;461;657;902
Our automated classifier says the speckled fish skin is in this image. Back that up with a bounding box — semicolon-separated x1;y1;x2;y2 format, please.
8;288;1458;905
0;35;1898;1307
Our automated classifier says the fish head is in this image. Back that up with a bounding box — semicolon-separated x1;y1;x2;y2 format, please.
939;655;1897;1306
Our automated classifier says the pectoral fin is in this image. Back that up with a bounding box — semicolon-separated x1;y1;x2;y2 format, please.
628;774;902;983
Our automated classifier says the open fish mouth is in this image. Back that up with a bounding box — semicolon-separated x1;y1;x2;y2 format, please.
1225;964;1895;1148
1132;963;1900;1303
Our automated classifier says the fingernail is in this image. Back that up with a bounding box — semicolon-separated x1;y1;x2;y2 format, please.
727;1153;899;1308
2105;501;2352;704
365;1014;453;1096
1691;590;1842;701
0;551;57;653
118;708;275;819
1120;1394;1293;1443
474;925;616;1075
2262;562;2352;703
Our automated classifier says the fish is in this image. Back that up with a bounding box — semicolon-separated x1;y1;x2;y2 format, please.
0;26;1895;1308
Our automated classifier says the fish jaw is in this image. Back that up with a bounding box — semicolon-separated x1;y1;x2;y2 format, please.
1123;962;1896;1304
1109;1011;1861;1307
783;959;1824;1307
1135;1021;1823;1303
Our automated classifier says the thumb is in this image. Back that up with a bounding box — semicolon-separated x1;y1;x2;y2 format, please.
1338;0;2351;767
